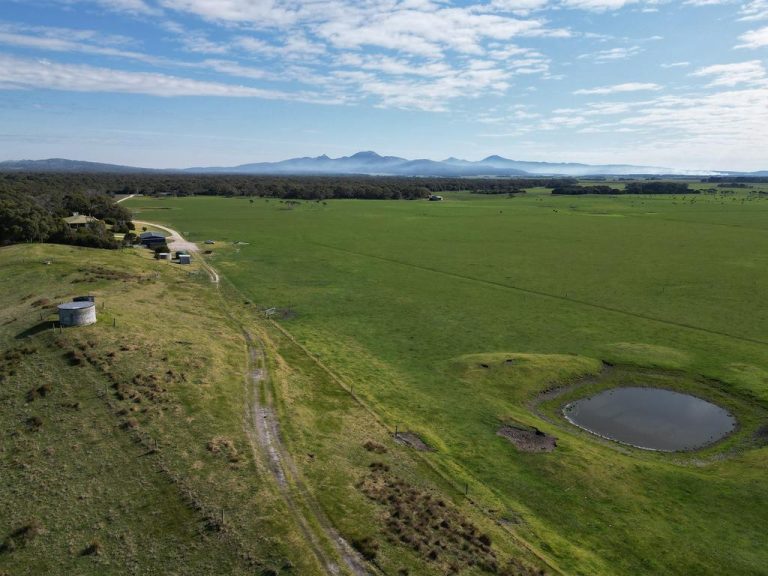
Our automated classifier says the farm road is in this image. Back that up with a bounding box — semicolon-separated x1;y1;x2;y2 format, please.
243;332;371;576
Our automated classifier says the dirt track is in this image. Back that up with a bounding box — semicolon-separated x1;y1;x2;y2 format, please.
243;332;370;576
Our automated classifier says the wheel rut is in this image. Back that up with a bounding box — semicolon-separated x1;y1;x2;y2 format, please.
243;331;371;576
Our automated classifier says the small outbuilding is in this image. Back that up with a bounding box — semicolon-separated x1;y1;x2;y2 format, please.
139;231;167;247
58;301;97;327
156;252;170;260
178;254;191;265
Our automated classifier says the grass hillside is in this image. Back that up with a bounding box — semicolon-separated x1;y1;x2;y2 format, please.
124;189;768;575
0;244;317;575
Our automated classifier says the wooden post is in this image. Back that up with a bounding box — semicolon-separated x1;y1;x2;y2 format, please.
394;424;398;437
465;483;469;496
113;318;116;327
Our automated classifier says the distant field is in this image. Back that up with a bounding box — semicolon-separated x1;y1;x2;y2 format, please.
125;188;768;575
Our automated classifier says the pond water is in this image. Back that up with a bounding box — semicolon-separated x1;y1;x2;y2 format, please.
563;387;736;451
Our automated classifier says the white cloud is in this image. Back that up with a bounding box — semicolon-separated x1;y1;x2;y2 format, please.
487;0;550;13
0;25;164;64
155;1;569;58
235;33;326;59
578;45;644;61
200;59;268;80
683;0;733;5
560;0;641;11
737;25;768;48
691;60;766;86
661;61;690;68
574;82;662;94
98;0;155;12
314;7;564;58
739;0;768;21
159;0;296;26
0;53;336;102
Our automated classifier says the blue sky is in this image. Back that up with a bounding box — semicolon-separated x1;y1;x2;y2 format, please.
0;0;766;170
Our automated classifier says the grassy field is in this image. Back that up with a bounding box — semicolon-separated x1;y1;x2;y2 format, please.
0;244;328;575
124;186;768;575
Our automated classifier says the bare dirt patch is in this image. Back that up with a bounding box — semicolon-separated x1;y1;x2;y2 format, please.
394;431;433;452
497;425;556;453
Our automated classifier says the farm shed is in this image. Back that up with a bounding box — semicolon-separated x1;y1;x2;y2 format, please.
178;254;191;265
139;231;166;246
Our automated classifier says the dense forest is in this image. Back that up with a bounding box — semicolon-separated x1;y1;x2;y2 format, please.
0;186;133;248
705;176;768;184
0;172;547;200
552;182;693;195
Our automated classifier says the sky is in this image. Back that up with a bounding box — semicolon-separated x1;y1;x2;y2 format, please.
0;0;767;171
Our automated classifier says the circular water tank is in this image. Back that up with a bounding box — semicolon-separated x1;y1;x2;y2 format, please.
58;301;97;327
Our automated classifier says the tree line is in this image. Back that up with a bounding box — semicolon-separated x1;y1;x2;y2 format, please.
0;172;540;200
552;182;694;195
705;176;768;184
0;185;133;248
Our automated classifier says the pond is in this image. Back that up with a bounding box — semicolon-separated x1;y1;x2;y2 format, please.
563;387;736;451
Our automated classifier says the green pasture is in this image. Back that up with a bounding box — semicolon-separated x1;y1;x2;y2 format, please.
125;189;768;575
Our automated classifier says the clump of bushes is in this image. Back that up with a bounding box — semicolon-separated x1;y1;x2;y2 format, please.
363;440;388;454
26;383;52;401
0;520;43;553
207;436;242;463
351;536;379;561
25;416;43;431
80;539;102;556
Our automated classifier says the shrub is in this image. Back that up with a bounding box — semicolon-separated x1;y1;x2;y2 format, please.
351;537;379;561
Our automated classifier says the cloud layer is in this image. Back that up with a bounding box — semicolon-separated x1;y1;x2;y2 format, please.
1;0;766;170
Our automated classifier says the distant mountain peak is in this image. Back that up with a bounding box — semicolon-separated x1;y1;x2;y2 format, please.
350;150;382;159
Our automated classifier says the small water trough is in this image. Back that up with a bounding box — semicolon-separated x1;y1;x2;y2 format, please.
564;387;736;451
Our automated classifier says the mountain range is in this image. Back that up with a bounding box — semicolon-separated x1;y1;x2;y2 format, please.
1;152;765;177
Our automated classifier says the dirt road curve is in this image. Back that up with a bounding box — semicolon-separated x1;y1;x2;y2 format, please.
132;220;219;283
134;220;199;253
